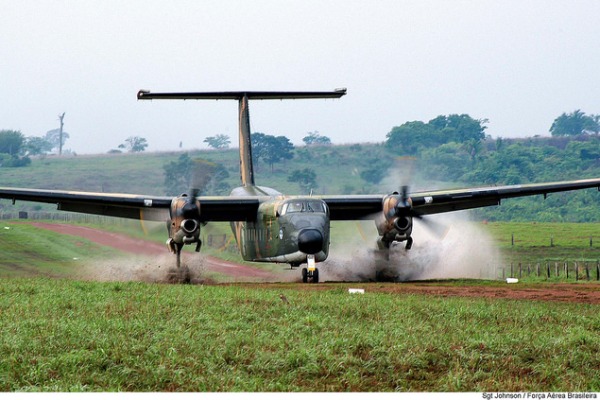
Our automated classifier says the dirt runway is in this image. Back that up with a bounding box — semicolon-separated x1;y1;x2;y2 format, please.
30;222;600;304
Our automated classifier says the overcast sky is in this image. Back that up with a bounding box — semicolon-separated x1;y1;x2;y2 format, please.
1;0;599;154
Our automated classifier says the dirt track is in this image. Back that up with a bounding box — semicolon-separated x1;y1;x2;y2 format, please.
30;222;277;280
30;222;600;304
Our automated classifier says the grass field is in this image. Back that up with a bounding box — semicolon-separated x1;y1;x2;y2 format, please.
0;222;122;278
1;221;600;391
3;219;600;280
1;278;600;392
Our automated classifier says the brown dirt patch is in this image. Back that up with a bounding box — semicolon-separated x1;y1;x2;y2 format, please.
233;281;600;304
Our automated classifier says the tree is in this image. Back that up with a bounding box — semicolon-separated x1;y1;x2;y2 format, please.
24;136;53;156
385;121;439;155
58;112;66;155
0;130;25;156
251;132;294;172
118;136;148;153
386;114;487;155
263;135;294;172
0;130;31;167
250;132;268;168
204;134;231;149
302;131;331;146
287;168;318;194
550;110;600;136
359;158;392;185
45;129;70;153
163;154;230;196
164;153;193;195
429;114;487;143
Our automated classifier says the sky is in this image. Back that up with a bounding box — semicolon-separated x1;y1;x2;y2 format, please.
1;0;599;154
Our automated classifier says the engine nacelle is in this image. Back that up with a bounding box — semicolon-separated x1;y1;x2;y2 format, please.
167;194;202;251
377;193;414;250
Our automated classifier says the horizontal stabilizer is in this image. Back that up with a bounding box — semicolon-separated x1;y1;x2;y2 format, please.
137;89;346;100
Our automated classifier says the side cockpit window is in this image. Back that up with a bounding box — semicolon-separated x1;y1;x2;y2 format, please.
307;200;325;213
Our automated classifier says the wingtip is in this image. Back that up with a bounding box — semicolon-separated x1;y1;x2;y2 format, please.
137;90;150;100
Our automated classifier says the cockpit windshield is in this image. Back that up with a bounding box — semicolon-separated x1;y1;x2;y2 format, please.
280;200;327;215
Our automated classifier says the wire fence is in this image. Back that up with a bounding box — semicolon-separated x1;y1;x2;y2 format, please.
0;211;134;226
500;260;600;281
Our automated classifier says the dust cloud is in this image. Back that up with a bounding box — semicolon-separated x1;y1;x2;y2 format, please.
74;214;503;284
76;253;210;284
321;213;503;282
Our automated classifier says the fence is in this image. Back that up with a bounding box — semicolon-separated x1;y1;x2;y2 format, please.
500;260;600;281
0;211;140;226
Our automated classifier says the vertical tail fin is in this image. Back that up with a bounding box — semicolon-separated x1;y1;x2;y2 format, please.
238;94;255;186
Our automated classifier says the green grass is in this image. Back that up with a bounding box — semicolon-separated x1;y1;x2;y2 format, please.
0;222;122;277
1;222;600;391
486;222;600;249
1;279;599;392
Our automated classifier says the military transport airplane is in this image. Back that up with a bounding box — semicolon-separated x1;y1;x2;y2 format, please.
1;88;600;283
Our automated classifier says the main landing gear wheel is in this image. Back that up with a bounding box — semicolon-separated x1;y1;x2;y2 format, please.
302;267;319;283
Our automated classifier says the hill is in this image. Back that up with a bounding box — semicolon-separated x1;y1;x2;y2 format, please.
1;135;600;221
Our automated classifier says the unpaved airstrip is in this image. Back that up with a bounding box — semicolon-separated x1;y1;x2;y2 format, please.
31;222;600;305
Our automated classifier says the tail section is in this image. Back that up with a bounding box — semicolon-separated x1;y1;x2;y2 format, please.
138;89;347;187
238;94;254;186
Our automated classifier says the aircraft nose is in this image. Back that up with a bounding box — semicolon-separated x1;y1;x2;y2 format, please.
297;229;323;254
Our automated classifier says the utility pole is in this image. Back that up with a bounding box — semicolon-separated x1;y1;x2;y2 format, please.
58;112;65;156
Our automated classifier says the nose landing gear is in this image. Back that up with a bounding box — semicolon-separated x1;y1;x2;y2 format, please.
301;255;319;283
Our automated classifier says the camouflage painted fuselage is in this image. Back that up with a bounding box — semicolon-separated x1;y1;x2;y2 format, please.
229;185;330;265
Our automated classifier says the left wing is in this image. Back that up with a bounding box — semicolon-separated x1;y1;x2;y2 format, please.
321;178;600;220
0;187;260;222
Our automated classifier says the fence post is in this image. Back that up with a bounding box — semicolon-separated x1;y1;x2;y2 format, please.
575;262;579;281
519;263;522;278
586;262;590;281
565;262;569;280
547;262;551;279
555;262;559;277
536;263;540;277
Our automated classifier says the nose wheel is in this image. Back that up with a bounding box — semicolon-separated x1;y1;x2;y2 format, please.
301;255;319;283
301;267;319;283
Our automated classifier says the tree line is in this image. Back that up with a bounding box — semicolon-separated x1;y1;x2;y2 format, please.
4;109;600;221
